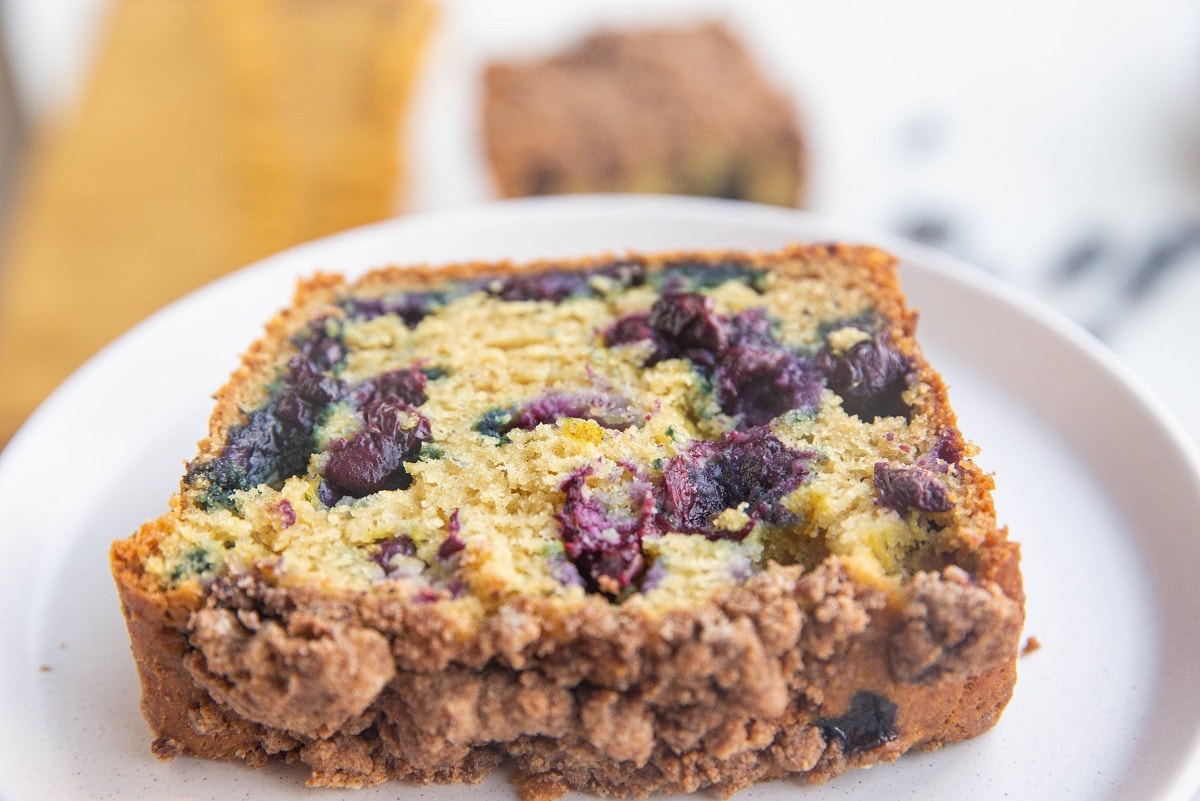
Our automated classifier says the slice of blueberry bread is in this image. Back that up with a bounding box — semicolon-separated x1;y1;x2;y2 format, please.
111;244;1022;798
482;23;804;207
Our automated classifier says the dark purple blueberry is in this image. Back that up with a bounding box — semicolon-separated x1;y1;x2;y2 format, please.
318;372;434;496
873;461;953;513
232;409;316;485
608;299;820;427
294;317;346;372
604;293;730;368
373;534;417;570
271;388;314;430
362;395;415;439
274;358;344;429
187;405;316;510
317;478;342;507
603;312;660;348
278;358;432;502
288;357;342;404
476;391;639;441
555;466;658;597
489;270;591;302
436;536;465;560
322;434;406;496
816;331;913;420
818;692;898;755
185;315;355;510
932;429;964;465
647;292;727;361
437;511;466;560
714;346;824;428
345;290;449;328
277;500;296;527
726;307;777;349
603;297;719;369
487;262;646;303
509;390;639;432
350;368;428;409
322;412;432;498
659;426;811;539
345;263;643;322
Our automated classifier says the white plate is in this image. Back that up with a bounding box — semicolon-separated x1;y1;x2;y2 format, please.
1;196;1199;801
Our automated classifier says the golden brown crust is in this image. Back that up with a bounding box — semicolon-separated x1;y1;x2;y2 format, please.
112;244;1023;796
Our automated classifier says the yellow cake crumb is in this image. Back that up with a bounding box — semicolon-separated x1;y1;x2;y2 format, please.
146;249;967;621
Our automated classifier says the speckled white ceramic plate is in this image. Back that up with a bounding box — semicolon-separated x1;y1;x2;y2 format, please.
2;196;1199;801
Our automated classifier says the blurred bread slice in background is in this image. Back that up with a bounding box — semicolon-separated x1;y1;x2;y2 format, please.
0;0;434;446
211;0;434;258
481;22;804;207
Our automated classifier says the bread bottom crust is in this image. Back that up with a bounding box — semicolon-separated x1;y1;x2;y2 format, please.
112;536;1021;798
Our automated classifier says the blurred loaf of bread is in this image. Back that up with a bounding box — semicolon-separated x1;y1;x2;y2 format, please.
482;22;804;207
0;0;434;446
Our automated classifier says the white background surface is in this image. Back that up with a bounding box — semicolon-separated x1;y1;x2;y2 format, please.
0;198;1198;800
5;0;1200;448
